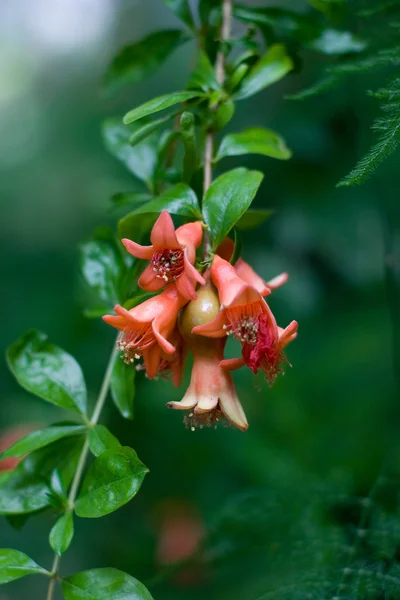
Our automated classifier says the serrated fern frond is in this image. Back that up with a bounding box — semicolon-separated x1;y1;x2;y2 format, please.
338;78;400;186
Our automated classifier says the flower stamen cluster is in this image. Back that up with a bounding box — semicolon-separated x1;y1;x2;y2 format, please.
152;249;184;282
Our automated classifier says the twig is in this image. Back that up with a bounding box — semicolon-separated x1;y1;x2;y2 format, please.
46;342;119;600
202;0;233;257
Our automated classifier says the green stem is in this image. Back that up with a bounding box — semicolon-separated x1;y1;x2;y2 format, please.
202;0;233;259
45;341;119;600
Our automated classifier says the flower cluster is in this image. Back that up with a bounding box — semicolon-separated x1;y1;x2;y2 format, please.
103;211;298;431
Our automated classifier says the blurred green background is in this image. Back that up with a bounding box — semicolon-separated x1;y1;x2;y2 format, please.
1;1;399;599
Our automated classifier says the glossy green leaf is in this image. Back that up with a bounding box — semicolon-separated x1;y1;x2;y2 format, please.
216;127;292;161
128;113;177;147
49;511;74;556
75;447;148;518
180;112;198;183
111;356;135;420
123;91;205;125
188;51;220;91
102;118;159;188
0;549;48;584
80;238;124;309
0;425;86;460
203;168;264;248
227;63;250;93
118;183;201;240
7;331;87;415
88;425;121;458
235;208;274;231
234;44;293;100
0;437;83;514
162;0;194;29
62;568;154;600
103;30;188;94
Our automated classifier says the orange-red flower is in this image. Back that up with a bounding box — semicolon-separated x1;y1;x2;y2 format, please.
122;211;205;301
193;255;297;385
103;284;187;379
167;284;248;430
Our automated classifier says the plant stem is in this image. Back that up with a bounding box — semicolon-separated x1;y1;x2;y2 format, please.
46;342;119;600
202;0;232;257
203;0;232;194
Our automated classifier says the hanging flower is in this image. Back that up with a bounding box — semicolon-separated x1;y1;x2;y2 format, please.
122;211;205;300
166;282;248;431
192;255;298;385
103;284;187;379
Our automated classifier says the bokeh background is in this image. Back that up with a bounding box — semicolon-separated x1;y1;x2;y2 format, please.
1;1;399;599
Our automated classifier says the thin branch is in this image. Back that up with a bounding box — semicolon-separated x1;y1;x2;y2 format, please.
202;0;233;257
46;342;119;600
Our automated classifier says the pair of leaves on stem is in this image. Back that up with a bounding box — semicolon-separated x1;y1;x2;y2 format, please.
0;550;153;600
2;330;146;554
0;424;147;518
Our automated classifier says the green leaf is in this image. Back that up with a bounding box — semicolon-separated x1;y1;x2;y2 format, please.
88;425;121;458
129;113;177;147
227;63;250;93
180;112;198;183
75;447;148;518
103;30;188;95
234;44;293;100
7;331;87;415
123;91;205;125
0;437;83;514
62;568;154;600
80;238;125;309
111;356;135;420
118;183;201;240
188;51;220;91
235;208;274;230
49;511;74;556
203;168;264;248
0;549;48;584
102;118;159;188
0;425;86;460
162;0;194;29
216;127;292;161
338;79;400;187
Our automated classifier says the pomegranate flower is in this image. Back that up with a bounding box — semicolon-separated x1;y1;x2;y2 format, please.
167;284;248;431
193;255;298;385
103;284;187;379
122;211;205;300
